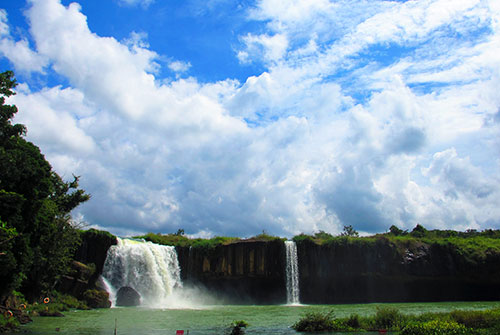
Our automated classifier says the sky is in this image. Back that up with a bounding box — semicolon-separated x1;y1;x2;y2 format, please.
0;0;499;238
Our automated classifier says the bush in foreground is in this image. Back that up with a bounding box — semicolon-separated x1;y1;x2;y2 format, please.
372;306;406;330
83;289;111;308
292;311;336;332
292;307;500;333
400;320;477;335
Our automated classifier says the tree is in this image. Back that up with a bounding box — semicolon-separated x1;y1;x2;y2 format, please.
340;225;359;237
0;71;90;301
389;225;407;236
410;224;428;238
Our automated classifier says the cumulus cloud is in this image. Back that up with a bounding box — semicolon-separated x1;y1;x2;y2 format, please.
0;9;47;73
3;0;500;237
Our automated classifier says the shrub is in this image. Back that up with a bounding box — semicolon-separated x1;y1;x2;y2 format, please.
292;311;335;332
292;234;315;244
57;293;88;310
346;313;361;329
401;320;478;335
0;313;20;332
373;306;405;330
450;309;500;329
83;289;110;308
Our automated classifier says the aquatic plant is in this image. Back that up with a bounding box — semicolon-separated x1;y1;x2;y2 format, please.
229;320;248;335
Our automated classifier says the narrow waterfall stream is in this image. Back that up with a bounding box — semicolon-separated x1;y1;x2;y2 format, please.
101;238;182;307
285;241;300;305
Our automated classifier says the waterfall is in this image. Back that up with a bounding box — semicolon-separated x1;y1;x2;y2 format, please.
285;240;300;305
101;238;182;307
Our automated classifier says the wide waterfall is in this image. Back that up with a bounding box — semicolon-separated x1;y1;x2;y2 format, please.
285;240;300;305
101;238;182;307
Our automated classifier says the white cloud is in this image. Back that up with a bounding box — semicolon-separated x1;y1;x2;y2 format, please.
3;0;500;237
0;9;9;36
116;0;155;8
168;60;191;74
11;86;96;156
238;33;289;64
0;9;47;73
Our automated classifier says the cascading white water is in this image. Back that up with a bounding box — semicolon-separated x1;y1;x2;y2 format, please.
285;240;300;305
101;238;182;307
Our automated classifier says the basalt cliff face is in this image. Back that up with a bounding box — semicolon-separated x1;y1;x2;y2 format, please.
80;234;500;304
176;239;287;304
296;237;500;304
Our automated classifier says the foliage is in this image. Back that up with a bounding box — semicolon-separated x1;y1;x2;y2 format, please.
313;230;333;240
449;309;500;329
292;310;336;332
191;236;241;250
228;320;248;335
372;306;405;330
345;313;361;329
139;232;240;250
291;307;500;333
79;228;116;243
29;292;88;315
0;313;20;332
250;231;284;242
411;224;428;238
292;233;315;244
400;320;477;335
82;289;110;308
340;225;359;237
0;71;90;302
389;225;407;236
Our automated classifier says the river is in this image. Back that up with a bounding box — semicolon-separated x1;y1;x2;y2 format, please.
11;301;500;335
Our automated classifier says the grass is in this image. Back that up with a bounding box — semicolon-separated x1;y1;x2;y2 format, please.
291;228;500;269
28;292;89;316
137;231;284;249
138;232;241;249
292;307;500;333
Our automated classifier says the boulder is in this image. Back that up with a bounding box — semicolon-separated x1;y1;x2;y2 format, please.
115;287;141;306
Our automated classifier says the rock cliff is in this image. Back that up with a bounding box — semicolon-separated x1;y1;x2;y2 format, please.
77;232;500;304
176;239;287;304
296;236;500;304
58;229;117;298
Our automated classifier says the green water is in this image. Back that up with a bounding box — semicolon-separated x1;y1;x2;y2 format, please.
15;301;500;335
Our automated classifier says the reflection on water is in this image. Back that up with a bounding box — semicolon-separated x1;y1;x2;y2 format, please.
15;301;500;335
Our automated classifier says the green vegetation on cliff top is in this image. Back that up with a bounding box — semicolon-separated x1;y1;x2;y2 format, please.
137;230;284;249
137;224;500;269
292;225;500;266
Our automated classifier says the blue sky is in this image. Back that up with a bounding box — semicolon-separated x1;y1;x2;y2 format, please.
1;0;499;237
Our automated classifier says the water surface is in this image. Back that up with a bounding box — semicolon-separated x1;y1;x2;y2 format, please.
15;301;500;335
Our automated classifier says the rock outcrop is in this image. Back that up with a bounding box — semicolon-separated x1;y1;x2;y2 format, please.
116;286;141;306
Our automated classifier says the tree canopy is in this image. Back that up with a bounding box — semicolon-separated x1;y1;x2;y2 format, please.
0;71;90;302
